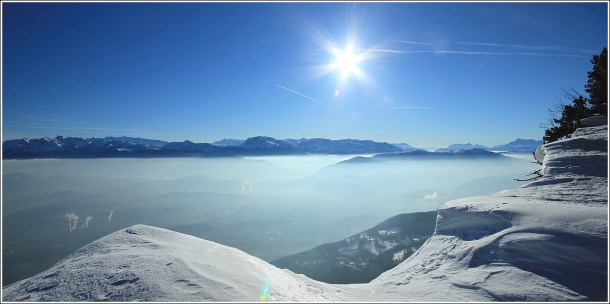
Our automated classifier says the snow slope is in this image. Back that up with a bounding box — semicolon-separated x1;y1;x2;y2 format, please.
2;125;607;302
370;124;608;301
2;225;348;302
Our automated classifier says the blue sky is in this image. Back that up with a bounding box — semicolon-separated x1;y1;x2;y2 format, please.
2;1;608;148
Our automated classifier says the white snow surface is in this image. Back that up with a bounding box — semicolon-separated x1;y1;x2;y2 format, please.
2;125;608;302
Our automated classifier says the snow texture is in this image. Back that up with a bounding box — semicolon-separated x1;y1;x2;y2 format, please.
2;125;608;302
2;225;347;302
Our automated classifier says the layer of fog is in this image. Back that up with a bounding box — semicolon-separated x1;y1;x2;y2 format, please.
2;154;538;286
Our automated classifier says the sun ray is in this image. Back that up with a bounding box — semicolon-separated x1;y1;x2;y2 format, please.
272;4;402;104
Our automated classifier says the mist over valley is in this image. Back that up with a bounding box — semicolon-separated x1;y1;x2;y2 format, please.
2;153;538;286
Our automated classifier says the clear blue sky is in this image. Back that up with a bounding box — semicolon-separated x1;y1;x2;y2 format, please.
2;1;608;148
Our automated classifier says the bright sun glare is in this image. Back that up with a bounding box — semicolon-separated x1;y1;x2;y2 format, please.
332;47;362;79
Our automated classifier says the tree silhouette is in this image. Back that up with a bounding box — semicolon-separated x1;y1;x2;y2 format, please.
543;47;607;143
543;92;590;143
585;47;607;116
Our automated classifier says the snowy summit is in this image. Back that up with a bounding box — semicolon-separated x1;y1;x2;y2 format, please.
2;124;608;302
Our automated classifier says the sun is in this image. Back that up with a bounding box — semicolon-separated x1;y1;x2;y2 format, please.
331;47;362;79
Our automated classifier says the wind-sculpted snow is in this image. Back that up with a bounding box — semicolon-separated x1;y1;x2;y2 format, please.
3;125;607;301
521;125;607;205
371;124;607;301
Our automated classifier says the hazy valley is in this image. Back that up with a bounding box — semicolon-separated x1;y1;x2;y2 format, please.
2;151;537;286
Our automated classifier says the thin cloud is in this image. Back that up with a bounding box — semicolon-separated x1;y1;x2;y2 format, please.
37;105;115;114
7;124;114;132
4;122;160;138
316;44;587;58
423;192;438;200
397;40;433;45
65;213;79;233
457;41;594;53
5;122;113;132
368;49;409;54
390;40;590;58
81;216;92;228
275;84;327;107
394;50;587;58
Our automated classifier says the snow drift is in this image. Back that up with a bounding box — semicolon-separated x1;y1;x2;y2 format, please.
2;125;607;302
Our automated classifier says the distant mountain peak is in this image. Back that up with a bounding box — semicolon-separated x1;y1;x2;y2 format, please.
435;143;489;153
241;136;288;146
212;138;244;146
391;143;417;152
492;138;543;152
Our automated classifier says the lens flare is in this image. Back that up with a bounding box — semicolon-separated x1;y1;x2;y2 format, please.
259;281;270;301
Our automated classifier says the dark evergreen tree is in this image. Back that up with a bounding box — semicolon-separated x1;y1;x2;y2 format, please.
585;47;607;116
543;47;607;143
543;93;590;143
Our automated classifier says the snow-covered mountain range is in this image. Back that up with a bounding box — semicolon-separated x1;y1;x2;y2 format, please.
2;136;403;158
3;123;607;301
434;139;544;153
2;135;541;159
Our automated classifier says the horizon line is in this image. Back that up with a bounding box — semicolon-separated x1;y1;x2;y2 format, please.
2;133;543;149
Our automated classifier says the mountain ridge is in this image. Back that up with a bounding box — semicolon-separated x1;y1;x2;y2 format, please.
3;135;542;159
336;147;515;164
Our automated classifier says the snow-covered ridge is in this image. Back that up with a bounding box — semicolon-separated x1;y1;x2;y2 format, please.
2;125;607;301
2;225;347;302
370;124;608;301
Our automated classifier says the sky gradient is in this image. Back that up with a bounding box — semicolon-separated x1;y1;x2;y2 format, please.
2;1;608;148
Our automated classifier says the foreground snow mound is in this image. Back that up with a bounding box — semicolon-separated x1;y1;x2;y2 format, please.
2;225;346;302
372;125;608;301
